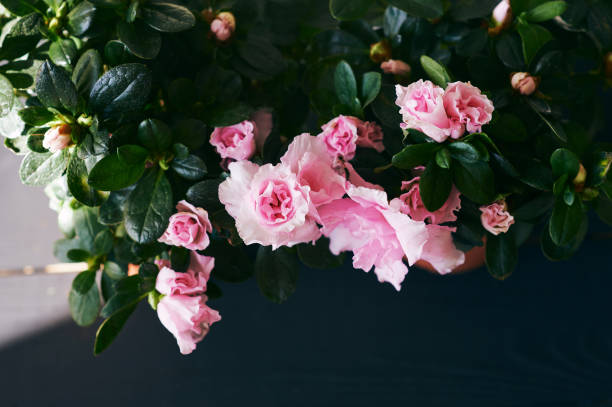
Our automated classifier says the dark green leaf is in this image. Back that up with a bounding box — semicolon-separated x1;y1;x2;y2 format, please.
104;261;126;280
67;0;95;35
49;39;78;71
171;155;207;181
392;143;439;169
186;179;223;211
495;33;525;70
549;198;585;246
124;169;173;244
517;22;553;65
69;277;100;326
72;49;102;98
19;150;68;186
525;0;567;22
137;119;172;151
435;148;451;169
540;216;587;261
329;0;371;21
88;152;146;191
255;246;299;304
550;148;580;179
18;106;54;126
593;196;612;226
388;0;443;18
169;246;191;273
297;237;344;270
118;145;149;165
26;134;46;153
93;304;136;355
456;28;488;57
361;72;381;108
487;113;528;142
140;0;196;32
72;270;96;294
0;13;41;60
512;193;554;221
68;152;106;206
334;60;358;109
35;60;79;113
117;20;162;60
202;103;252;127
485;229;517;280
202;240;253;283
93;229;114;255
383;6;407;37
448;141;480;163
67;249;91;262
420;160;452;212
453;160;495;204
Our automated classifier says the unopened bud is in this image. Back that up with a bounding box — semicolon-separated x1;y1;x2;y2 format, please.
573;163;587;188
369;40;391;64
380;59;411;76
48;17;61;32
489;0;512;36
511;72;539;95
210;11;236;42
43;124;72;153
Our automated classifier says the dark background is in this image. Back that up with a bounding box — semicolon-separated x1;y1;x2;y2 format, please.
1;227;611;406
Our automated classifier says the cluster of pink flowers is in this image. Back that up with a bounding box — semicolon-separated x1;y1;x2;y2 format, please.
217;114;468;290
395;80;494;142
156;200;221;354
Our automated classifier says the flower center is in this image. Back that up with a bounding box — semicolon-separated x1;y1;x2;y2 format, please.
256;180;295;225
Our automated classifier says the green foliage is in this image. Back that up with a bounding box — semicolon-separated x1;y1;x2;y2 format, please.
255;246;299;304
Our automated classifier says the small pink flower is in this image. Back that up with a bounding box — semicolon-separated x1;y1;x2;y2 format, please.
318;115;359;160
396;176;461;224
395;80;452;143
210;11;235;42
318;185;428;291
380;59;411;76
280;133;346;209
210;120;256;161
157;294;221;355
511;72;539;95
43;124;72;152
480;200;514;235
251;108;274;153
158;200;212;251
443;81;494;138
218;160;321;249
155;253;214;296
355;120;385;153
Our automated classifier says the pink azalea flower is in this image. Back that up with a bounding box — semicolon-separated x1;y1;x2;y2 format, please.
480;200;514;235
155;253;214;296
218;160;321;249
318;185;428;291
318;115;359;160
158;201;212;251
443;81;494;138
210;120;256;161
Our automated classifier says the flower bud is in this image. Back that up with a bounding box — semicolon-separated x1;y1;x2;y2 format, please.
48;17;61;32
489;0;512;36
43;124;72;153
369;40;391;64
573;163;587;189
210;11;235;42
510;72;539;95
605;52;612;79
380;59;411;76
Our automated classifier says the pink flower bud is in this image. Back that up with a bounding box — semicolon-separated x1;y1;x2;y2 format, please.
210;11;235;42
480;200;514;235
510;72;539;95
43;124;72;152
492;0;511;27
380;59;411;76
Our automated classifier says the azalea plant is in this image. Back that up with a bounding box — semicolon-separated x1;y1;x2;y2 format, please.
0;0;611;355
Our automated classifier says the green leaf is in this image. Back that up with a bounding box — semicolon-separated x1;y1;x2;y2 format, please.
126;0;138;23
488;113;528;142
100;287;146;318
512;193;554;221
334;60;359;110
496;33;525;70
68;152;106;206
88;152;146;191
525;0;567;22
485;229;517;280
35;60;79;113
329;0;371;21
517;22;553;65
255;246;299;304
202;103;252;127
137;119;172;151
186;179;223;211
0;0;39;16
453;160;495;204
72;270;96;294
420;160;452;212
26;134;46;153
235;34;287;80
89;63;152;123
104;261;126;280
371;84;402;128
420;55;451;87
550;148;580;179
361;72;381;108
549;198;585;246
125;169;173;244
116;20;162;60
93;229;114;255
456;28;488;57
435;148;451;169
202;240;253;283
0;74;14;117
67;0;95;35
18;106;54;126
392;143;440;169
118;144;149;165
72;49;102;98
448;141;480;163
297;237;344;270
383;6;407;38
0;13;41;60
69;276;100;326
19;150;68;186
541;217;587;261
593;196;612;226
104;40;130;66
67;248;91;262
49;38;77;69
140;0;196;32
93;304;136;355
171;155;207;181
518;158;553;191
388;0;443;18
